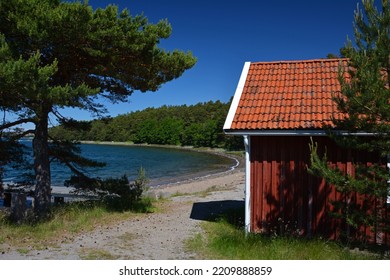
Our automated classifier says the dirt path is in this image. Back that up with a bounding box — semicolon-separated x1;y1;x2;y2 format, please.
0;169;245;260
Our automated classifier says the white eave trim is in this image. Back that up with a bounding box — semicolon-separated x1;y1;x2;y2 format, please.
223;62;251;130
223;129;375;136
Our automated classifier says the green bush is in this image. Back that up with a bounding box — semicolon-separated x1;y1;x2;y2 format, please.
65;168;149;211
98;168;149;211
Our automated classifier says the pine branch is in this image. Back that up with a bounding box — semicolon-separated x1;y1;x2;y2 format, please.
0;118;35;131
8;129;35;140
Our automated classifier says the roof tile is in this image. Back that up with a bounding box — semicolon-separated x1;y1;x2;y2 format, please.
229;58;348;130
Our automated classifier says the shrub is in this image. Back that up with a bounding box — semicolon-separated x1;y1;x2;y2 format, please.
98;168;149;211
66;167;149;211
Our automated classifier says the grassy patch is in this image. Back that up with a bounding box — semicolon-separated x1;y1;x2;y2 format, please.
0;197;156;250
16;247;30;255
187;210;385;260
195;185;220;197
170;185;229;199
79;248;118;260
170;191;190;197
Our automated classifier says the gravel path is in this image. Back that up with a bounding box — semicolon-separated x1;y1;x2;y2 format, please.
0;169;245;260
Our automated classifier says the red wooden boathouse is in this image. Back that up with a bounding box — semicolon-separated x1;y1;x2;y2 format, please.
224;58;389;244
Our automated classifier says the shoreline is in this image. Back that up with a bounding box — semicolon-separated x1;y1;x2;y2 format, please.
146;165;245;199
79;140;245;189
147;151;242;188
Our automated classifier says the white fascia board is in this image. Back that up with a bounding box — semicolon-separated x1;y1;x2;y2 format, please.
224;130;328;136
223;62;251;130
223;130;375;136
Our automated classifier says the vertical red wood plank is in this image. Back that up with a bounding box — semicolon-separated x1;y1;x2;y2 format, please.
288;141;297;231
280;139;286;229
253;141;260;232
258;147;264;232
327;138;339;240
271;136;280;231
250;140;256;231
298;137;305;235
317;137;329;237
250;137;259;232
306;137;313;237
263;137;269;232
254;137;263;232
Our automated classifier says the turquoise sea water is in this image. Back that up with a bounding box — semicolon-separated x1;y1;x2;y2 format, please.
3;141;237;187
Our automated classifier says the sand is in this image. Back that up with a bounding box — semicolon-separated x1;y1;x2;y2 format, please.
0;161;245;260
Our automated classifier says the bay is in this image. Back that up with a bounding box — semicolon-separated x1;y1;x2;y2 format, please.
4;141;238;187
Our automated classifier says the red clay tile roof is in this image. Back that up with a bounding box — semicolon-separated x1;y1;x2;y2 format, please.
225;58;349;131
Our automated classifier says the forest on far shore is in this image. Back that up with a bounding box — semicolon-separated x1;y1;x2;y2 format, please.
49;100;244;150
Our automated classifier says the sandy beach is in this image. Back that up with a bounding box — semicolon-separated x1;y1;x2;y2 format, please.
0;157;245;260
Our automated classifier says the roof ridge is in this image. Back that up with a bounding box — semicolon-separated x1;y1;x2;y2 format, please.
250;58;348;65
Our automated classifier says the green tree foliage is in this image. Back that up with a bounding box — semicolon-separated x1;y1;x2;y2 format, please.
0;0;196;218
309;0;389;242
49;100;244;150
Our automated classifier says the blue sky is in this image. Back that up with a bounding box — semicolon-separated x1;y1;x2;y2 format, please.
60;0;369;123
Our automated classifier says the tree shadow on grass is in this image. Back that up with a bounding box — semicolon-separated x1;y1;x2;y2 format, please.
190;200;245;228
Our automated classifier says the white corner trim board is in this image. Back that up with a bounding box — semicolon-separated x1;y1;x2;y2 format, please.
243;135;251;234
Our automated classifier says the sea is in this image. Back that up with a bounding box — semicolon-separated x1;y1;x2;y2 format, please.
2;140;238;188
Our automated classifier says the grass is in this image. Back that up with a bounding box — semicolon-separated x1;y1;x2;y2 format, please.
187;209;386;260
2;194;387;260
79;248;118;260
170;185;231;199
0;197;156;251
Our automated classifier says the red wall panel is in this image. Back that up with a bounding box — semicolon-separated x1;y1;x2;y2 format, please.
249;136;388;244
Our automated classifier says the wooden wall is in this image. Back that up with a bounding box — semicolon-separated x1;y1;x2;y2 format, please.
249;136;389;244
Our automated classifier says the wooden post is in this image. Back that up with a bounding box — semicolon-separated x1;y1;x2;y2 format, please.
3;192;11;207
11;192;27;224
54;196;64;204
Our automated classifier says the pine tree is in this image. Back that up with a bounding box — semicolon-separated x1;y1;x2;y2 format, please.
309;0;389;242
0;0;196;219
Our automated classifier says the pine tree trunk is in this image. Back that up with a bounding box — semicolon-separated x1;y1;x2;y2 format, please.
33;114;51;219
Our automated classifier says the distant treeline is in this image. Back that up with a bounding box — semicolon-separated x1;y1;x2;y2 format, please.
49;100;244;150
